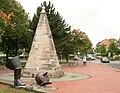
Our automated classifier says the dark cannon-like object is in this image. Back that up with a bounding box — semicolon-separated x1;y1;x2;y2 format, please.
35;72;52;86
6;56;25;87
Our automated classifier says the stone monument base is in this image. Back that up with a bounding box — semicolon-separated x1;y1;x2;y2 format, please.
22;67;64;78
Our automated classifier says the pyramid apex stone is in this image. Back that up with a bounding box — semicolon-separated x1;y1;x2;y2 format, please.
41;6;46;14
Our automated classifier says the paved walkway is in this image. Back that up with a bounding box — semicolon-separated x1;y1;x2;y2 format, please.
0;63;120;93
50;63;120;93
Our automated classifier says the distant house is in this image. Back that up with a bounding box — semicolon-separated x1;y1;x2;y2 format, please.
99;39;110;48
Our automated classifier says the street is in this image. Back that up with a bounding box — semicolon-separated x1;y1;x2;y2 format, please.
92;59;120;70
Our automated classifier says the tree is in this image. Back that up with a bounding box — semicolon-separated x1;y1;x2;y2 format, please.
115;48;120;55
108;41;118;56
0;0;33;56
72;29;92;54
60;29;92;62
58;31;74;62
96;44;106;55
0;10;15;58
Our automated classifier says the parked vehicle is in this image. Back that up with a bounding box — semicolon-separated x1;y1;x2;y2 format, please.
90;56;96;60
101;57;109;63
87;54;95;60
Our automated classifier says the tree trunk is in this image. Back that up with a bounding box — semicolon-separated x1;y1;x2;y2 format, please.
65;55;69;62
15;39;18;56
6;37;10;60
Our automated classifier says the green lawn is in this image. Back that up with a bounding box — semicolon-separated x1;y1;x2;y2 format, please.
0;83;38;93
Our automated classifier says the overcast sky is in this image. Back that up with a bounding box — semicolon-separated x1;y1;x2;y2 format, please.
17;0;120;47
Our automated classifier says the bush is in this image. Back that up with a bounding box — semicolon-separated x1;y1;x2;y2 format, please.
0;62;5;66
115;56;120;60
59;62;75;65
109;58;116;61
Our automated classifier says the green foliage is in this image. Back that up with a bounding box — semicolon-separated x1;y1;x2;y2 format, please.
71;29;92;54
96;44;106;55
59;62;75;64
0;62;5;66
59;32;75;62
115;48;120;55
107;39;120;55
108;41;118;56
109;57;116;61
115;56;120;60
0;0;33;55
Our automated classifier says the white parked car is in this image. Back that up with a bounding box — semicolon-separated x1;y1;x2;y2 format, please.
101;57;109;63
90;56;96;60
87;54;95;60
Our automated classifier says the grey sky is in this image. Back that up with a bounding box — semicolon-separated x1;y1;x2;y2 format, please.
17;0;120;47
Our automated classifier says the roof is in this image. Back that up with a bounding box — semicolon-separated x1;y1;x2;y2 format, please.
99;39;110;48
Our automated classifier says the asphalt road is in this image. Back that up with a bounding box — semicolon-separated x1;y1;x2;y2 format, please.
107;61;120;69
94;59;120;70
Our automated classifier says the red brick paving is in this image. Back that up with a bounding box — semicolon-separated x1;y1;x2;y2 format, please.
0;69;13;85
0;69;13;74
50;63;120;93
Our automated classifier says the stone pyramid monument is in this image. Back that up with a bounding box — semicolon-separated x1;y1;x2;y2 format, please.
24;7;63;78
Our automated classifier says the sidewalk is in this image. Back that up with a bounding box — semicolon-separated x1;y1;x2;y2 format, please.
50;63;120;93
1;63;120;93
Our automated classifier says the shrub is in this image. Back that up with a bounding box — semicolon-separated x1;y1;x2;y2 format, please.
115;56;120;60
